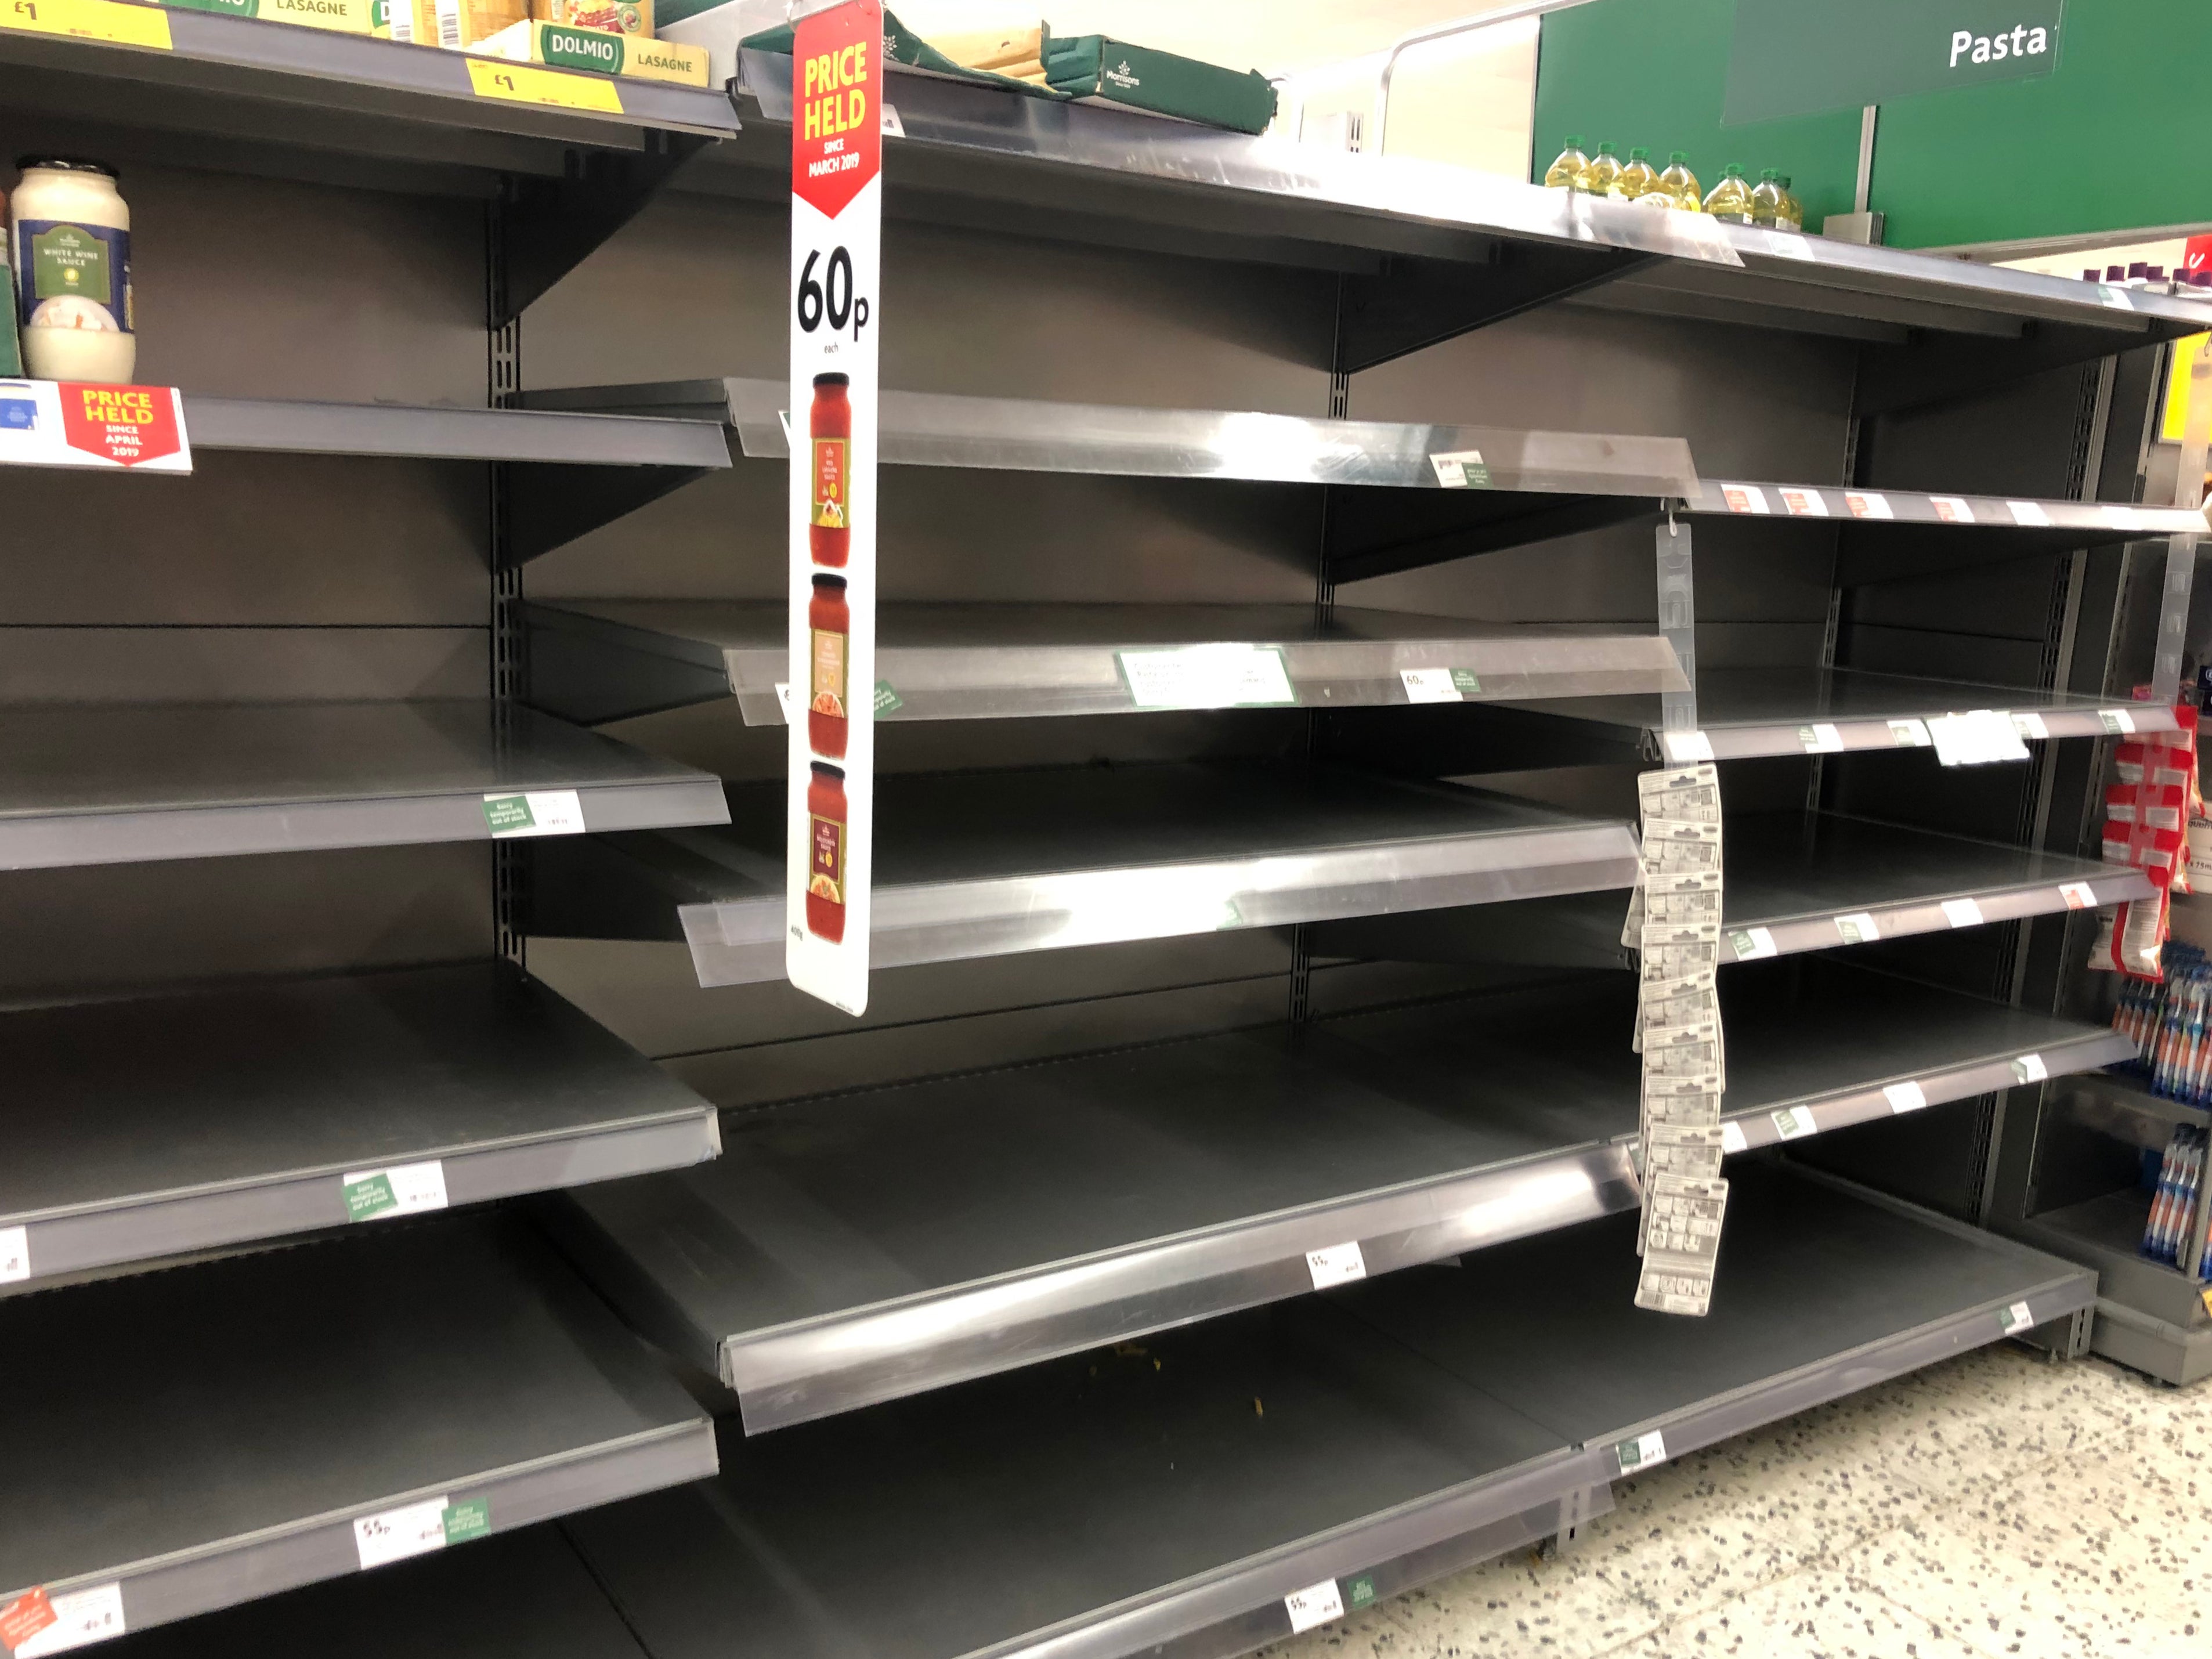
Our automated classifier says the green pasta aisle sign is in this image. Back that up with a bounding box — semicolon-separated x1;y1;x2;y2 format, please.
1724;0;2065;125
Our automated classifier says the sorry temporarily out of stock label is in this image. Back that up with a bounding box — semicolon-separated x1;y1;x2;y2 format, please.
341;1160;448;1223
1306;1241;1368;1290
1615;1429;1668;1472
1771;1106;1817;1140
1834;912;1880;945
1283;1579;1346;1634
2000;1301;2036;1335
1729;927;1778;962
480;789;585;838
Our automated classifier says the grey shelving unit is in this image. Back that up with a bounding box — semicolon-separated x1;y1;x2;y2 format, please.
532;762;1639;986
1317;812;2153;968
0;1215;717;1641
2;15;2195;1656
0;962;719;1286
548;957;2122;1432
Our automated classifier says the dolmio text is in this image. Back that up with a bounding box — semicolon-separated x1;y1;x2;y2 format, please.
800;38;870;162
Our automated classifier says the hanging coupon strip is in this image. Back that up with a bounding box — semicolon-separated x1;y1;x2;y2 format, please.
786;0;882;1017
0;381;190;472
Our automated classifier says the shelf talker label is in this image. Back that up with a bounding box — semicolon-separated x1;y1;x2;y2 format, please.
1719;483;1770;515
1729;926;1777;962
1940;897;1986;928
1118;644;1294;709
1929;495;1974;524
1779;486;1827;516
482;789;584;838
0;1224;27;1285
1283;1579;1346;1635
2058;880;2097;909
1614;1429;1667;1472
0;0;171;48
465;57;623;113
1999;1301;2036;1336
1844;491;1893;520
342;1160;448;1222
442;1499;491;1544
1884;1080;1929;1114
1834;912;1880;945
2011;1053;2049;1085
1427;449;1491;488
1306;1240;1367;1290
1771;1105;1816;1140
4;1584;125;1657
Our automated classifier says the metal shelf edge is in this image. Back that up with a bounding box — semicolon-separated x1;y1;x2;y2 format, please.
1722;869;2157;961
182;397;732;469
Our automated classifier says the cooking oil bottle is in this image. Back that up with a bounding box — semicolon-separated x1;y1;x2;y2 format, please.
1544;135;1589;189
1612;147;1658;201
1576;141;1622;196
1777;175;1803;230
1703;163;1754;222
1750;168;1784;227
1658;151;1701;209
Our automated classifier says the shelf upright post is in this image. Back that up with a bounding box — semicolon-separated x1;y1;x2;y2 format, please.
1656;508;1697;744
490;189;529;974
2151;344;2212;705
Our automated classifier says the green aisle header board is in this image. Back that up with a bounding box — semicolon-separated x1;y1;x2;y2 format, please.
1535;0;2212;250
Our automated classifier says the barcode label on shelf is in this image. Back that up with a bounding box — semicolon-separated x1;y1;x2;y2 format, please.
1888;719;1931;747
1999;1301;2036;1335
2012;711;2050;740
1661;730;1715;763
1399;667;1468;703
1779;487;1828;516
1834;912;1880;945
355;1496;451;1571
1614;1429;1668;1472
1729;927;1778;961
1929;496;1974;524
1941;898;1985;928
0;0;172;49
1306;1241;1368;1290
1844;491;1893;520
1771;1106;1816;1140
1884;1080;1929;1114
1719;484;1770;515
2007;501;2052;527
1797;722;1843;753
1283;1579;1346;1634
2011;1053;2049;1084
0;1224;26;1285
6;1584;125;1657
2099;708;2137;734
481;789;585;838
1118;645;1295;710
1720;1121;1748;1153
1427;449;1491;488
2058;881;2097;909
342;1160;448;1223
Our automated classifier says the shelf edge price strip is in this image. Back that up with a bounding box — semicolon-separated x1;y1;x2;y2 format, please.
466;56;623;113
1;0;171;49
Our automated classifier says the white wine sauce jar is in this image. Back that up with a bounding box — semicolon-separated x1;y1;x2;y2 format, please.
11;157;135;383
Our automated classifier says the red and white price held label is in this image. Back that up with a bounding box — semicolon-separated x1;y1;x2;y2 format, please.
0;380;190;472
786;0;881;1017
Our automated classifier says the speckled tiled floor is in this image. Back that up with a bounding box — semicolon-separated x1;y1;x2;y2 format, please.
1256;1343;2207;1659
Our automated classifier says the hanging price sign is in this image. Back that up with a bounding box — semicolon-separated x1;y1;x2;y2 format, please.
785;0;881;1016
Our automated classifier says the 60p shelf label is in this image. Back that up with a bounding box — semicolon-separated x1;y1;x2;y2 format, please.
785;0;881;1016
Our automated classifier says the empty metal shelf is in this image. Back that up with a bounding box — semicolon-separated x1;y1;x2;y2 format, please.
0;1214;716;1642
1496;666;2173;764
548;957;2118;1433
1314;812;2151;967
525;599;1687;726
529;761;1638;988
0;963;718;1288
550;1163;2086;1659
0;699;729;869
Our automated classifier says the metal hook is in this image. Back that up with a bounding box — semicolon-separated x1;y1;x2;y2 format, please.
1667;500;1679;537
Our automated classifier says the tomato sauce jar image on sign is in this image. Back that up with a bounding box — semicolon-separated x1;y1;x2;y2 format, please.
809;371;851;566
808;573;850;758
806;761;848;942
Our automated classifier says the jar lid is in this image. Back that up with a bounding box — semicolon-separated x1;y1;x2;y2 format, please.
811;572;848;590
16;157;119;179
810;760;847;780
813;371;850;388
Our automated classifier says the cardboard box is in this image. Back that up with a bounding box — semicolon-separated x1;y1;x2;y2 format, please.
472;16;709;84
162;0;378;32
532;0;650;37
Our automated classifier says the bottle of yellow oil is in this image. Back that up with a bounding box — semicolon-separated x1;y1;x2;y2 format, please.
1576;141;1622;196
1777;175;1803;230
1612;147;1658;201
1703;164;1754;222
1750;168;1784;227
1658;151;1701;209
1544;135;1589;189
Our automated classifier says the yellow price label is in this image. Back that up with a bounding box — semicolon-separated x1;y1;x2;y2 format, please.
1;0;172;48
465;56;622;114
